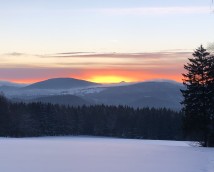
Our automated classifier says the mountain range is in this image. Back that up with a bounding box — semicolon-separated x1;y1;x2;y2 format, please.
0;78;184;110
23;78;99;89
0;81;27;87
84;82;183;110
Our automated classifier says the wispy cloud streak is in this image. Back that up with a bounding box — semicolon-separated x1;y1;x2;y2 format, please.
0;50;190;83
97;6;209;15
43;51;191;60
0;6;209;15
4;52;25;56
0;51;191;69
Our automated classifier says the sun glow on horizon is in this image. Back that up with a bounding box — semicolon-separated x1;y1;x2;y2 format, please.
88;75;134;84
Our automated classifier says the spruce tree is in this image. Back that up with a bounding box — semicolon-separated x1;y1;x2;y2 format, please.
207;53;214;146
181;45;213;146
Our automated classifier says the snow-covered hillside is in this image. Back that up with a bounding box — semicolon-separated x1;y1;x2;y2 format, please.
0;137;213;172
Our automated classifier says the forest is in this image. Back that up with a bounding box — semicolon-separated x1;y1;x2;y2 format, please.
0;95;183;140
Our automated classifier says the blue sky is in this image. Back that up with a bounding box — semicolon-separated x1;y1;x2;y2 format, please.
0;0;213;83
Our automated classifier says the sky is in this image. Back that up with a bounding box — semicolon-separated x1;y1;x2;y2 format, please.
0;0;213;83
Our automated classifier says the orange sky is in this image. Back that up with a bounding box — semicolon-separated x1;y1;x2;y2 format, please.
0;51;189;84
4;68;184;84
0;1;212;85
73;69;184;83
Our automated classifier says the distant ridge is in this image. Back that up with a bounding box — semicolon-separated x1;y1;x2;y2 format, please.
2;79;184;110
0;85;20;91
24;78;99;90
0;81;27;87
84;81;184;110
144;79;182;85
29;95;92;106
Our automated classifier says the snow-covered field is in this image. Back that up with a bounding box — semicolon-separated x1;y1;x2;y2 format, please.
0;137;213;172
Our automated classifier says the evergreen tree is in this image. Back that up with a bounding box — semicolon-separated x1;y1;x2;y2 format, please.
0;94;183;140
207;53;214;146
0;94;10;136
181;45;213;146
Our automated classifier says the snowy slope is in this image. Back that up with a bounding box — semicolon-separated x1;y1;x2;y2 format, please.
0;137;213;172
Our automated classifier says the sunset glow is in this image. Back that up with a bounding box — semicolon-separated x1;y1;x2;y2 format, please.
0;0;213;84
89;75;134;84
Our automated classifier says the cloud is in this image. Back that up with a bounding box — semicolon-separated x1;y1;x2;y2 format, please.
0;67;81;82
1;51;192;60
2;52;43;58
56;52;96;55
43;51;191;60
1;6;209;16
0;50;190;83
96;6;209;16
0;51;191;71
4;52;25;56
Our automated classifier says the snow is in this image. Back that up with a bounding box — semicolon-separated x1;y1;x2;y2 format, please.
4;86;107;99
0;137;213;172
4;82;137;99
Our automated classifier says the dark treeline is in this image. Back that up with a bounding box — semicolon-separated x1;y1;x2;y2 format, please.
0;95;183;140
